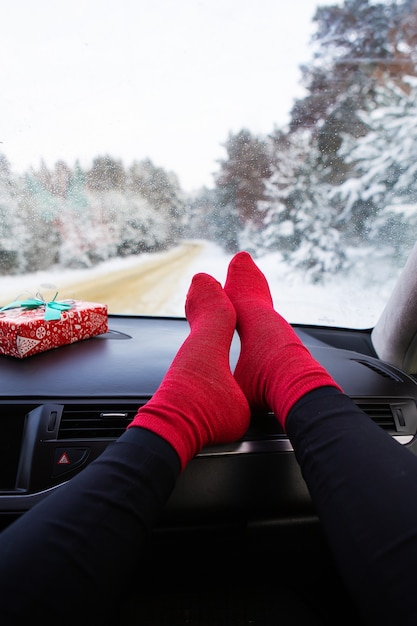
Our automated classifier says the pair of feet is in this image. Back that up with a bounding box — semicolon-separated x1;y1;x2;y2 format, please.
130;251;341;470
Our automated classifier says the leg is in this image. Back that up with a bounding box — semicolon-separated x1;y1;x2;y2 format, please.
287;388;417;626
225;251;417;626
0;273;250;625
0;428;179;626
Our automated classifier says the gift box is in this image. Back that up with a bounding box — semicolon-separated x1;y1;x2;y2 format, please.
0;298;108;358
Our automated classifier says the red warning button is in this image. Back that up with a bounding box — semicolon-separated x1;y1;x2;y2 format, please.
58;452;70;465
52;448;90;477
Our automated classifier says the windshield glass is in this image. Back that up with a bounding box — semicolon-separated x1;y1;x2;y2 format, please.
1;0;415;328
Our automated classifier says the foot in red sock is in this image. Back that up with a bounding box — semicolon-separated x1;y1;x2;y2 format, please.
224;251;342;429
128;273;251;470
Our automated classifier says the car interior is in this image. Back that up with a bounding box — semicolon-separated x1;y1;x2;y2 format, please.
2;0;417;623
1;241;417;623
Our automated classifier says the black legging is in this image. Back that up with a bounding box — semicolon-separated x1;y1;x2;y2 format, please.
1;388;417;625
0;429;180;625
286;387;417;626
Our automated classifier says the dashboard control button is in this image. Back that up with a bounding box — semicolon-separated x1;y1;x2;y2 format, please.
52;448;90;477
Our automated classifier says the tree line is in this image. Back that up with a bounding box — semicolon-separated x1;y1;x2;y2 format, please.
1;0;417;281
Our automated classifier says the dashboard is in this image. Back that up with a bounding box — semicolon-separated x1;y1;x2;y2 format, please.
1;314;417;531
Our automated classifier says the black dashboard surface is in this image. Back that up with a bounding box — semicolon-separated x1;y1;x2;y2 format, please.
1;314;417;528
0;313;413;397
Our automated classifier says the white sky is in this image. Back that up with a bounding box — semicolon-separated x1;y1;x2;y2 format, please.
1;0;322;192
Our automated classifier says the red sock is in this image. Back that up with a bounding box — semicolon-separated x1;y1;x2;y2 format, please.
128;273;251;471
224;252;343;429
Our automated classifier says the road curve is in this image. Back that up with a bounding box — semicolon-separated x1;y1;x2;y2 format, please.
58;241;206;314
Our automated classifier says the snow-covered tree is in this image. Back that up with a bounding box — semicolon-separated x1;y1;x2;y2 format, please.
128;159;186;242
333;76;417;262
19;171;62;271
215;129;272;226
87;155;126;192
116;194;172;256
247;128;346;281
255;129;311;255
186;186;241;253
0;155;28;274
290;0;417;188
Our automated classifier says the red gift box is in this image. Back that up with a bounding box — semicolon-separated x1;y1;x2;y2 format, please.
0;300;108;358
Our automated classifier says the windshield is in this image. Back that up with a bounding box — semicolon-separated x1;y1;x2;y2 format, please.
1;0;415;328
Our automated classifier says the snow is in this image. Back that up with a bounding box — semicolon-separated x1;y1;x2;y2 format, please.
167;241;399;328
0;240;401;329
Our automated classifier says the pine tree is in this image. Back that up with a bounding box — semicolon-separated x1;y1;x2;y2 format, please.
290;0;417;187
215;129;272;226
0;155;25;274
186;186;240;253
87;156;126;191
128;159;186;242
67;161;88;214
334;76;417;262
257;129;310;254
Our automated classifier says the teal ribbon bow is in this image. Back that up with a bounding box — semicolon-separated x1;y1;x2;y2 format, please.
0;292;72;321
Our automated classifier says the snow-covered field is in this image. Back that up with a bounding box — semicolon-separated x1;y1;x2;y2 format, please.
167;241;399;328
0;240;401;329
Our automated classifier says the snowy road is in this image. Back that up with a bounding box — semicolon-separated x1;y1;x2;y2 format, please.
56;241;207;315
0;241;226;317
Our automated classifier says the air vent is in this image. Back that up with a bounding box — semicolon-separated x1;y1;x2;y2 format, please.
353;359;404;383
58;404;145;440
353;398;417;435
355;401;396;430
254;398;416;438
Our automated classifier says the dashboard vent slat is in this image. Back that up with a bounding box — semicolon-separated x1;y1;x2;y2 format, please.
353;359;404;383
353;398;417;436
58;404;144;440
355;402;396;430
